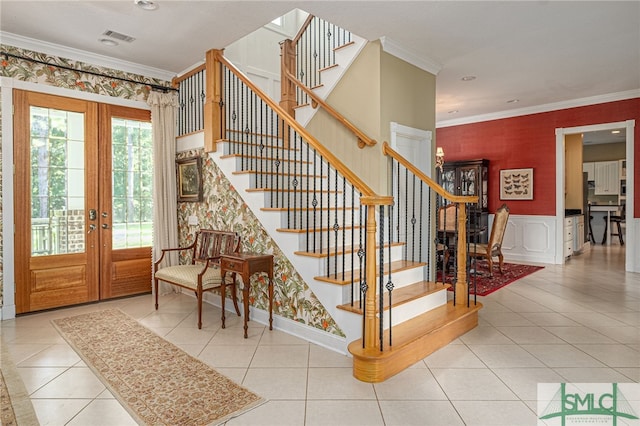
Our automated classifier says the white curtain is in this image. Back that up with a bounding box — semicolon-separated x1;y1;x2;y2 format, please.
148;91;180;294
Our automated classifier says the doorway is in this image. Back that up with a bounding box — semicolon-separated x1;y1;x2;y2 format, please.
13;90;153;313
555;120;635;271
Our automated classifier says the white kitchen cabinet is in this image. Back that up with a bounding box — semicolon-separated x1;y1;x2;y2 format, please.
564;217;574;258
573;215;584;253
594;161;619;195
583;162;595;181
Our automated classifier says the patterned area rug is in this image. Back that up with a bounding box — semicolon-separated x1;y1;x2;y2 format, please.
1;338;40;426
53;309;265;425
443;261;544;296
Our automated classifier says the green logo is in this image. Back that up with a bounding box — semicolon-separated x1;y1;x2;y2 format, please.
539;383;639;425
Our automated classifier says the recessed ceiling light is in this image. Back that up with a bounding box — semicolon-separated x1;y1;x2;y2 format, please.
507;99;519;104
448;110;459;114
611;130;621;134
461;76;476;81
134;0;158;11
99;38;119;46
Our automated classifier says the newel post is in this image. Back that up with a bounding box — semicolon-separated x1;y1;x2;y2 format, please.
279;39;296;117
360;195;394;349
204;49;224;152
455;203;469;305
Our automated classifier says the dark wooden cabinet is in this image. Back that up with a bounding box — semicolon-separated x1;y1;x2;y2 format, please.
439;159;489;242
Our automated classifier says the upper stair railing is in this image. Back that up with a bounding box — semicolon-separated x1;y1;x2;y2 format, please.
280;15;376;149
173;64;206;137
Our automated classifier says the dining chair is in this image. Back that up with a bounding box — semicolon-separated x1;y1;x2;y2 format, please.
468;203;510;277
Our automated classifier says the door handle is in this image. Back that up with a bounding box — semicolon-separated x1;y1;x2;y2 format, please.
102;223;110;229
88;224;97;233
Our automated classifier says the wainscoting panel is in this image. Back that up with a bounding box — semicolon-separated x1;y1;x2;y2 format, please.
498;214;556;265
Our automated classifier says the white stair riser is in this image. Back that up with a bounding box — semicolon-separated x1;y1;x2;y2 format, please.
245;174;329;190
322;245;404;274
337;265;427;304
260;191;354;210
297;228;365;251
274;208;361;229
380;289;448;329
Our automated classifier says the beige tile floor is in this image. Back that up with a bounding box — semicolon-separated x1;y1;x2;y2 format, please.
1;244;638;425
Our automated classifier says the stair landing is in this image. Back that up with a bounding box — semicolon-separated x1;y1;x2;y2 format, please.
347;300;482;383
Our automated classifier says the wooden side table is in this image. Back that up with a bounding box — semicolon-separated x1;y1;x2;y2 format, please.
220;252;274;338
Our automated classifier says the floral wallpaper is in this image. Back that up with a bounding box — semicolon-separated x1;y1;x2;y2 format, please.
0;87;3;308
1;45;171;101
176;149;344;337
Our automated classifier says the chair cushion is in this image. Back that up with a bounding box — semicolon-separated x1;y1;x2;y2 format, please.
469;243;489;256
155;264;229;291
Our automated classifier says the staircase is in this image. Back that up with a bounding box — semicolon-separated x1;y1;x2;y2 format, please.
175;18;481;382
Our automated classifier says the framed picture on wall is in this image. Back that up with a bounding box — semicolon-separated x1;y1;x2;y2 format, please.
500;168;533;200
176;156;203;202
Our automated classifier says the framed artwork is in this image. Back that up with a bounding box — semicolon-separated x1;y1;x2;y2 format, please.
500;168;533;200
176;157;203;202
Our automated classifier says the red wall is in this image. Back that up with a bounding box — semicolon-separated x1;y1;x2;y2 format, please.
436;98;640;217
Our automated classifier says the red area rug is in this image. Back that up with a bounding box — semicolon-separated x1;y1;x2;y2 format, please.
444;261;544;296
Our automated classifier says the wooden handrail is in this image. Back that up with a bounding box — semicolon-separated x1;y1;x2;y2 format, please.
214;50;377;198
383;141;475;306
285;71;377;149
382;142;478;204
292;14;315;45
172;63;206;88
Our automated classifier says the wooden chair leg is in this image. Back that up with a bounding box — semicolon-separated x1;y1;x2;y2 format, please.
197;285;203;329
602;217;608;245
154;278;159;310
498;253;504;274
487;257;494;277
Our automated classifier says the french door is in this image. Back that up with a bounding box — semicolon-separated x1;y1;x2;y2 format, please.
14;90;153;313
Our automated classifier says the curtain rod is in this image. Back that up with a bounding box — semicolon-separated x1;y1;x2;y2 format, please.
1;51;178;93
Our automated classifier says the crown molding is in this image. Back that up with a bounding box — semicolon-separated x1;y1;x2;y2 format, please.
436;89;640;128
379;36;441;76
0;32;175;81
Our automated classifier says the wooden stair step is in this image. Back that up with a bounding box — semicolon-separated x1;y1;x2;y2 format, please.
319;63;339;73
337;281;450;314
246;187;341;194
314;260;425;286
277;224;364;234
225;129;282;139
334;40;356;52
348;300;482;383
218;138;298;151
220;154;310;164
261;206;356;212
295;241;402;258
236;170;325;178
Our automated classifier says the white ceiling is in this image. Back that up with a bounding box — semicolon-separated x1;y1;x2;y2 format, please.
1;1;639;128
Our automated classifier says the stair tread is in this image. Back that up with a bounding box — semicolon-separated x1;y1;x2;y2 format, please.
262;206;357;212
219;139;299;152
319;63;339;73
220;153;310;163
235;170;325;178
295;241;401;258
337;280;450;314
247;187;341;194
225;129;281;139
315;260;426;285
349;300;482;358
276;224;364;234
334;40;356;52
